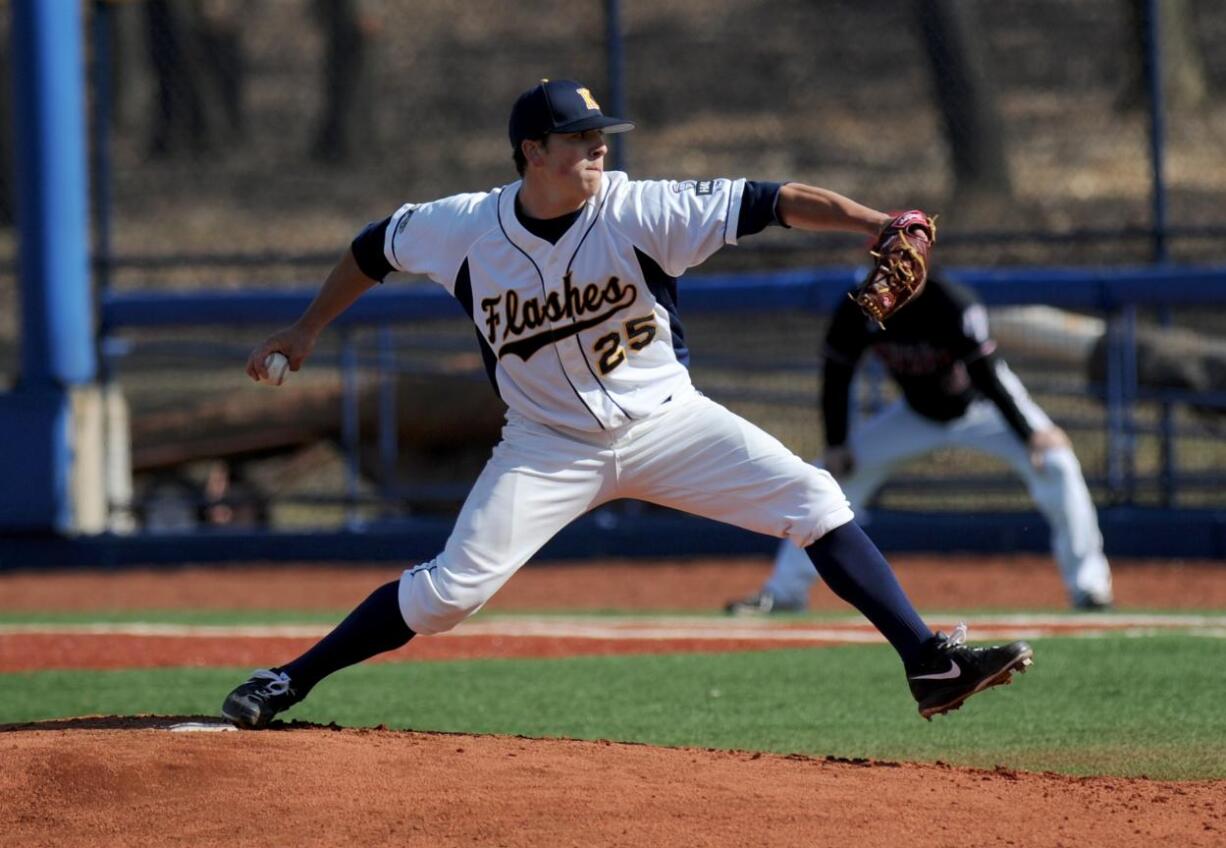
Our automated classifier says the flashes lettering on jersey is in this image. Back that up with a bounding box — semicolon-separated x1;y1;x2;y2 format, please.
483;273;638;362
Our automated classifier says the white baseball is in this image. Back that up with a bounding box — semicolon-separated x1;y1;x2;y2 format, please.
263;352;289;386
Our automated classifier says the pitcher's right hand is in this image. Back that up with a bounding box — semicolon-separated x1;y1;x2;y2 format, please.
246;324;318;383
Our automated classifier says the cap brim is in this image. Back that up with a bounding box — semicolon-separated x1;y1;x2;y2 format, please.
552;115;636;135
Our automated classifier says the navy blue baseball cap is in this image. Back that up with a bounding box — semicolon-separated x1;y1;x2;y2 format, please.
508;79;635;148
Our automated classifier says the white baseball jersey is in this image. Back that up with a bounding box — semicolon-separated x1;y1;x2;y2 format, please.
381;171;854;635
382;171;745;431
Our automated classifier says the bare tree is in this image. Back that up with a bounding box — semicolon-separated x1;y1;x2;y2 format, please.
144;0;246;157
917;0;1012;200
311;0;383;164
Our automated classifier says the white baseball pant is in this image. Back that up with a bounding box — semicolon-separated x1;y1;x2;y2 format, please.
399;387;854;634
765;371;1113;607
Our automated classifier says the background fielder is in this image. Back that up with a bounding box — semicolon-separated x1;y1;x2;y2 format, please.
222;79;1033;729
728;273;1114;615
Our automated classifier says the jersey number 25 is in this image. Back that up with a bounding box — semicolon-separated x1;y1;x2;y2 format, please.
593;315;657;375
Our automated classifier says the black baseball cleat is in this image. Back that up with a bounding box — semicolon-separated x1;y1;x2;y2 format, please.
221;668;300;729
906;624;1034;720
1072;594;1113;612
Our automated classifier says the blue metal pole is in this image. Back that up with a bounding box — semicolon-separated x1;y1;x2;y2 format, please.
604;0;627;171
12;0;96;387
3;0;93;532
1144;0;1168;263
1144;0;1174;503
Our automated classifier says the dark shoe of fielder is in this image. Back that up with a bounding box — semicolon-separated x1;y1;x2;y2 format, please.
724;590;808;615
221;668;300;729
1072;592;1113;612
906;623;1033;720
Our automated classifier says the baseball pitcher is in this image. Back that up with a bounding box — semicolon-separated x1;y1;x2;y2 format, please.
223;80;1032;728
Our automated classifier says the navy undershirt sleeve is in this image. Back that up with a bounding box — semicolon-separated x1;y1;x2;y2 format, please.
822;358;856;448
821;296;869;447
350;216;394;282
737;180;786;238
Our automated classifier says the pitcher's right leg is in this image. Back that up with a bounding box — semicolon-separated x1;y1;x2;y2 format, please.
222;413;614;728
399;417;614;635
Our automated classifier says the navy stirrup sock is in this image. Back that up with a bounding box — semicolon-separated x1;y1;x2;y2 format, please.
806;522;932;666
279;580;414;695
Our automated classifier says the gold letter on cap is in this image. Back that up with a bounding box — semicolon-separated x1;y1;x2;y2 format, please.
577;87;601;110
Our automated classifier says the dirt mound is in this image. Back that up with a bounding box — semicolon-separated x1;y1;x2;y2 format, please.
2;721;1222;847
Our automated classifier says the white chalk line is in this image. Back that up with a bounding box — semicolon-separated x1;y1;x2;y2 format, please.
1;612;1224;643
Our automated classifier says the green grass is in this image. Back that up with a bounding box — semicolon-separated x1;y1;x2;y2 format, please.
3;634;1223;779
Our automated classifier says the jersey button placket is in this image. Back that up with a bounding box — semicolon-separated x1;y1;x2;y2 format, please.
547;263;601;418
529;258;589;427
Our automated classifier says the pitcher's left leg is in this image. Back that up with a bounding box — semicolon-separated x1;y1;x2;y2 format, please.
623;395;1035;718
750;401;946;613
622;395;931;663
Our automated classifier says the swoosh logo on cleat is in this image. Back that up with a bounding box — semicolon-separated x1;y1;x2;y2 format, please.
909;659;962;681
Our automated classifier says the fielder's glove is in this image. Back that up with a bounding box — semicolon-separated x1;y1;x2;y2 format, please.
851;210;938;327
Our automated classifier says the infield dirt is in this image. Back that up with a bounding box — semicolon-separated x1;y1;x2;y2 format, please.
3;555;1225;846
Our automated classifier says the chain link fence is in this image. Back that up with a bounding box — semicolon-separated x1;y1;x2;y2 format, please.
3;0;1226;532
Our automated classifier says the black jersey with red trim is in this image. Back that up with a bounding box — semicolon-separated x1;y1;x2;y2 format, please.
823;275;1035;445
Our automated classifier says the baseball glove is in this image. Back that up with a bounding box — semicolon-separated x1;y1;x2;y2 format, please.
851;210;938;326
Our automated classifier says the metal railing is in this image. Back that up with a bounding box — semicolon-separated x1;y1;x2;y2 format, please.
100;264;1226;528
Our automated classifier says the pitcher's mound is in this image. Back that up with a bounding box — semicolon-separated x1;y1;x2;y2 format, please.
2;718;1220;847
